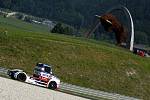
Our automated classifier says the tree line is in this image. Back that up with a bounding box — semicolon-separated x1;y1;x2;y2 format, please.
0;0;149;45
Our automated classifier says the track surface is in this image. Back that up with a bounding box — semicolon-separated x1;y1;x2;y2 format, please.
0;67;140;100
0;77;89;100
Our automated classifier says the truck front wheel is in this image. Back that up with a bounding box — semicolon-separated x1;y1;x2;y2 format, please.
48;81;57;90
17;73;27;82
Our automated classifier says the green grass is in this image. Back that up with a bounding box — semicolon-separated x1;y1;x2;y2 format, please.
0;16;150;99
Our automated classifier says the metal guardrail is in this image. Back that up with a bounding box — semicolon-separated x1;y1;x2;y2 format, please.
60;82;139;100
0;67;9;76
0;67;140;100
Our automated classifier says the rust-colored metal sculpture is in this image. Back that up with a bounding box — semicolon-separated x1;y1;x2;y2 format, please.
86;6;134;51
98;13;127;46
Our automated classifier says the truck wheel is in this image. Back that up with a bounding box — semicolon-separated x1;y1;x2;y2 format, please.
7;71;15;79
17;73;27;82
10;72;15;79
48;81;57;90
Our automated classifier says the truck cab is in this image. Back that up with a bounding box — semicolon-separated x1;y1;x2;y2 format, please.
8;63;60;90
33;63;53;82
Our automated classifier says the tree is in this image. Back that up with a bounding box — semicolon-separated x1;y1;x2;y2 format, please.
51;23;73;35
51;23;63;34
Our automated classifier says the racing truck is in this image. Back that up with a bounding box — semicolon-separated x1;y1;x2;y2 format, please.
7;63;60;90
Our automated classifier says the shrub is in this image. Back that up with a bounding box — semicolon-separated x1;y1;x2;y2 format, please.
51;23;73;35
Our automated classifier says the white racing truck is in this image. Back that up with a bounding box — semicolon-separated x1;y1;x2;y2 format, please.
7;63;60;90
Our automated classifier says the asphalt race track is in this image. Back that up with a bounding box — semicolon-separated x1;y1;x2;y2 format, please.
0;77;89;100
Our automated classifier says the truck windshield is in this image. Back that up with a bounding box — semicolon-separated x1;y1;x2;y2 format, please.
34;63;52;74
45;66;51;73
34;66;51;73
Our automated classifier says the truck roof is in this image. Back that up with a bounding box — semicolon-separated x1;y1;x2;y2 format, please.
36;63;52;68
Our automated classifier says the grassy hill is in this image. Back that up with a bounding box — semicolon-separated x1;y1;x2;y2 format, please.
0;16;150;99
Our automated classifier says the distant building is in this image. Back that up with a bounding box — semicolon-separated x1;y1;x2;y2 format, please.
6;12;17;17
0;10;8;17
32;20;42;24
42;20;56;30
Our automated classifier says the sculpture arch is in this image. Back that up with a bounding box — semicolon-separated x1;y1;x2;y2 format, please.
107;5;134;51
86;6;134;51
